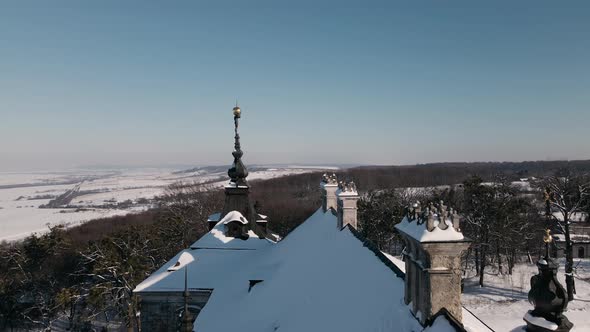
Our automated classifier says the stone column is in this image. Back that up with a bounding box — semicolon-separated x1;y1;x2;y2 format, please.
395;202;471;325
321;174;339;212
336;182;359;229
421;242;470;323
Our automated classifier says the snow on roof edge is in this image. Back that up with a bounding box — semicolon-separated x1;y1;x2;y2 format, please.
395;216;467;243
220;210;249;225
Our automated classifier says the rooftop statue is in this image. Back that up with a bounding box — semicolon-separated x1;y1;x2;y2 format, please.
321;173;338;185
338;180;357;193
524;229;573;332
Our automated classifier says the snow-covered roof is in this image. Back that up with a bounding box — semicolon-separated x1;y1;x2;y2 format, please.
207;212;221;222
134;248;265;292
134;214;273;292
192;208;424;332
134;205;491;331
166;251;195;272
189;214;275;250
220;210;248;225
396;216;465;242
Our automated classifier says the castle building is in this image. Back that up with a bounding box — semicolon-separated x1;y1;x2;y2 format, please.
134;105;485;332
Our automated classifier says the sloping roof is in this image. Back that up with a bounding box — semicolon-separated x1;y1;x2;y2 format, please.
135;207;485;331
133;248;266;292
192;208;424;332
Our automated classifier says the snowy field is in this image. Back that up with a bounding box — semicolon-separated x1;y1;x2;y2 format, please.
462;258;590;331
0;166;330;242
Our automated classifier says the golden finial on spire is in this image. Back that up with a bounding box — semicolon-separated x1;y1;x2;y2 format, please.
233;100;241;118
543;229;553;243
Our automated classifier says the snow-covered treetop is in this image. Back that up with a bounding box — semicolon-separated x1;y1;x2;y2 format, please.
395;201;465;242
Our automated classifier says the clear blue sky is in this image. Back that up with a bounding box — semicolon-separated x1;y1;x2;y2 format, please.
1;1;589;171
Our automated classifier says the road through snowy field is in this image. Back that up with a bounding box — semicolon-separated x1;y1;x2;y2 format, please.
0;166;327;242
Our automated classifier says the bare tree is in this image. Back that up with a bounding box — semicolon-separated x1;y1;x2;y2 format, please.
539;169;590;301
462;176;496;287
157;181;222;246
78;229;161;332
357;189;404;253
461;176;537;285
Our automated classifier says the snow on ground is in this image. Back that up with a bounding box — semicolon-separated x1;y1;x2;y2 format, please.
0;171;89;187
0;184;135;242
0;166;330;242
462;258;590;332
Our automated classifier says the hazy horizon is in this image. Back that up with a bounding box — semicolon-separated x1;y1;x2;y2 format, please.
3;158;590;174
2;1;590;172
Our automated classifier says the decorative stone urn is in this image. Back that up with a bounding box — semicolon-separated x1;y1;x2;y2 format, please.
524;231;573;332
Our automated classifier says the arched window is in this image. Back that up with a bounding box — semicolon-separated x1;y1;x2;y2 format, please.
578;246;585;258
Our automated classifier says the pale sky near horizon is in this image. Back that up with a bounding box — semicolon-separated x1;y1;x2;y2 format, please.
1;1;589;171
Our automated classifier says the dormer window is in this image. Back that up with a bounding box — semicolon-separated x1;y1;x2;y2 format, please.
220;211;250;239
225;220;249;239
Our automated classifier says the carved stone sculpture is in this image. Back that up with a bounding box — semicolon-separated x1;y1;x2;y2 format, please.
524;230;573;332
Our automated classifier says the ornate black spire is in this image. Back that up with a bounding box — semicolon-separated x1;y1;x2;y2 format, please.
228;104;249;186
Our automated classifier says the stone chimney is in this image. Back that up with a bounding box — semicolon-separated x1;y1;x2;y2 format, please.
395;201;471;326
336;181;359;229
321;173;339;212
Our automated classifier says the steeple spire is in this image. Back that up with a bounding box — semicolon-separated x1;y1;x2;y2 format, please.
219;103;270;239
228;104;249;186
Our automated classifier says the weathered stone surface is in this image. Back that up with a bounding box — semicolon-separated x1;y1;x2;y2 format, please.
336;183;359;229
399;234;470;325
321;180;338;212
